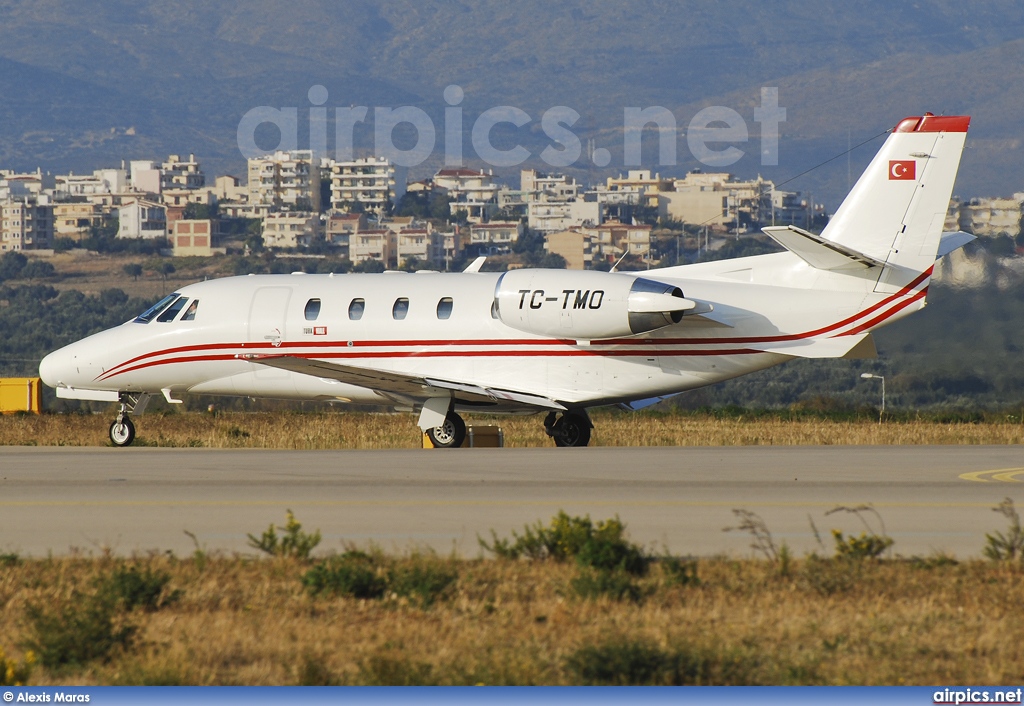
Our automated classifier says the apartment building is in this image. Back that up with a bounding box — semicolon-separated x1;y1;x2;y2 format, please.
435;168;500;223
956;195;1024;237
325;212;368;257
248;150;320;211
1;196;54;251
261;212;321;249
349;229;392;265
544;229;590;270
117;200;167;239
579;222;651;264
53;201;104;241
328;157;394;214
161;154;205;190
54;169;128;197
527;200;601;232
657;171;774;229
467;222;524;255
0;170;44;200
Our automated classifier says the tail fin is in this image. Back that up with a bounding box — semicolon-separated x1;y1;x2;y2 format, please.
820;114;970;291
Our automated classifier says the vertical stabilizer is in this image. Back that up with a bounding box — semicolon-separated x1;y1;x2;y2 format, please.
820;114;969;291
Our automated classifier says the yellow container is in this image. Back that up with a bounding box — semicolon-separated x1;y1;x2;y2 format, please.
422;425;505;448
0;377;42;414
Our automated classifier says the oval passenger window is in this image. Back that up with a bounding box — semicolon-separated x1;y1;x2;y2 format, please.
392;298;409;320
304;298;321;321
348;298;364;320
436;297;453;320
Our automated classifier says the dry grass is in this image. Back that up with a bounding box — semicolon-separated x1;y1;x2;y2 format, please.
2;410;1024;448
1;553;1023;685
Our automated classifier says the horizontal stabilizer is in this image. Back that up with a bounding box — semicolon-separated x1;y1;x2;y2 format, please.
751;332;877;359
242;354;565;411
762;225;887;271
936;231;976;259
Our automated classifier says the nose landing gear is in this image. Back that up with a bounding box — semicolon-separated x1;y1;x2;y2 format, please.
544;410;592;447
109;392;149;447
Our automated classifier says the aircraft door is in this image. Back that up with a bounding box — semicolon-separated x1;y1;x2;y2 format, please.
248;287;291;379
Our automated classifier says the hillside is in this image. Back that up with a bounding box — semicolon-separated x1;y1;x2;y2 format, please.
1;1;1023;207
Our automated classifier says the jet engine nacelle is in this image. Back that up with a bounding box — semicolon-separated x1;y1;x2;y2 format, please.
493;269;695;340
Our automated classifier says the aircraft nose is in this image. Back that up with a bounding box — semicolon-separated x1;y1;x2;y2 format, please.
38;349;71;388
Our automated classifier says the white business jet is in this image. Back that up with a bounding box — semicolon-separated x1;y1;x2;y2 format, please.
39;114;973;448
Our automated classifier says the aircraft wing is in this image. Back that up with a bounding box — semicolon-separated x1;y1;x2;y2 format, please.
242;354;566;411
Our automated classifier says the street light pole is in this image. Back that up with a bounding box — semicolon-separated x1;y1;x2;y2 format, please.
860;373;885;423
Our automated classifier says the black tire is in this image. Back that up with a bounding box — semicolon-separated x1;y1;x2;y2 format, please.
426;411;467;448
109;417;136;447
553;413;591;447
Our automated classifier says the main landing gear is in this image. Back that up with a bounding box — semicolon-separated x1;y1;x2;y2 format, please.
109;392;149;447
544;410;592;448
426;410;467;449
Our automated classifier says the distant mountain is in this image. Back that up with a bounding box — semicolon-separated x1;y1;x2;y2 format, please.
1;0;1023;207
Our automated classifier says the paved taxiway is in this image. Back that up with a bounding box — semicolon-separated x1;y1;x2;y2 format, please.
1;446;1022;558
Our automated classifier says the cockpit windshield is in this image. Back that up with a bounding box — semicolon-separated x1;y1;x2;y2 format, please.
157;297;189;322
134;294;180;324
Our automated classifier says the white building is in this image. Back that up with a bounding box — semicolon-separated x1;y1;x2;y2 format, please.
328;157;394;214
54;169;128;197
0;170;44;200
117;200;167;239
528;200;602;232
435;168;500;223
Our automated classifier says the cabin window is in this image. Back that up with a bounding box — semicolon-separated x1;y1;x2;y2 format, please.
304;298;321;321
436;297;453;320
392;297;409;320
181;300;199;321
134;293;179;323
157;296;189;322
348;298;365;320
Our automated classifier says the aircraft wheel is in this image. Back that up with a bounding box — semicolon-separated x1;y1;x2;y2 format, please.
553;413;591;448
109;417;136;447
427;411;466;448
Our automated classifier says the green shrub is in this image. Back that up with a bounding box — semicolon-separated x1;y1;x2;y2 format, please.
97;564;181;611
660;556;700;587
984;497;1024;561
248;510;321;559
481;511;651;575
387;554;459;607
564;637;800;685
832;530;893;560
303;551;458;607
0;553;20;567
23;592;135;668
570;568;642;602
302;552;386;599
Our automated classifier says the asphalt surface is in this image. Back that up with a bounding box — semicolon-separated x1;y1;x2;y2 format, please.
1;446;1022;558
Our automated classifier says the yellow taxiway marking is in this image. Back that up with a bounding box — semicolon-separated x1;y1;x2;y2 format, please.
959;468;1024;483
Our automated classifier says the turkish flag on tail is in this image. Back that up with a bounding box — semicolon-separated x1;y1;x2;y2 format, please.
889;160;916;180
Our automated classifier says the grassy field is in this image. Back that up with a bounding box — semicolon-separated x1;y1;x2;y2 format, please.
2;409;1024;448
2;546;1023;685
